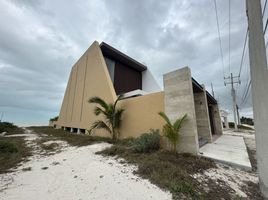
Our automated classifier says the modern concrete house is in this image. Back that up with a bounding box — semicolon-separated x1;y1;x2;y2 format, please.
55;41;222;154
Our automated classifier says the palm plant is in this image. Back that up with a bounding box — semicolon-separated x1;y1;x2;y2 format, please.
158;112;187;153
88;95;124;141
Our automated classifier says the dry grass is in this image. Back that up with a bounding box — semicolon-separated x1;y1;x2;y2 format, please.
0;123;32;173
0;122;23;135
29;126;113;147
0;137;32;174
98;142;263;200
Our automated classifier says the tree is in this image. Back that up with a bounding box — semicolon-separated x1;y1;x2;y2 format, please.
88;95;124;141
49;116;58;122
158;112;187;153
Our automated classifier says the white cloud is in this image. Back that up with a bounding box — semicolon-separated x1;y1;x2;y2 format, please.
0;0;252;125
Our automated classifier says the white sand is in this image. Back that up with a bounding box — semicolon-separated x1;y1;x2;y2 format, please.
192;163;258;198
0;141;171;200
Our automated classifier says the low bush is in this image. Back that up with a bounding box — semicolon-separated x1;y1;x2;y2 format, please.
0;137;31;173
0;122;17;133
228;122;235;128
0;140;18;153
49;116;58;122
228;122;254;130
133;129;161;153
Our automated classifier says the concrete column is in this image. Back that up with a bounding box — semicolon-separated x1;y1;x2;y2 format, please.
224;117;229;129
70;128;74;133
212;105;223;135
247;0;268;197
163;67;199;154
77;128;81;134
63;127;66;131
193;85;212;143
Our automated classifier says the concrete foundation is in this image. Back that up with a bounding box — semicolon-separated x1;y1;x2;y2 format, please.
199;135;252;171
163;67;199;154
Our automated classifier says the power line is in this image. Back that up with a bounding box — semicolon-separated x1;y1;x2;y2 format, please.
228;0;231;73
238;29;248;77
237;52;251;107
240;59;251;107
262;0;268;35
263;0;268;16
240;79;251;107
262;0;268;47
213;0;225;78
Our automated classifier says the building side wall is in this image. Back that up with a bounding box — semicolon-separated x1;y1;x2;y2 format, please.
72;55;86;125
142;69;161;93
194;89;212;143
211;104;223;135
118;92;165;139
58;66;72;124
57;41;117;137
163;67;199;154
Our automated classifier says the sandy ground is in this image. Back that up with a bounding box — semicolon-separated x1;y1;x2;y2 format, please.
0;131;171;200
0;128;261;199
192;163;258;198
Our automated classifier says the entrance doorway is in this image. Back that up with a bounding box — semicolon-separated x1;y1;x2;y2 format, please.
208;105;215;135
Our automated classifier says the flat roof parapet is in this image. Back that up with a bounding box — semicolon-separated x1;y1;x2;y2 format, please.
100;42;147;72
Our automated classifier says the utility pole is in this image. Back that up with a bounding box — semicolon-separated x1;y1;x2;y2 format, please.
247;0;268;198
224;73;240;130
211;82;215;98
236;104;241;125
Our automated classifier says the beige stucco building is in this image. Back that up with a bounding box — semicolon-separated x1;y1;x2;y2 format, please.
55;41;222;154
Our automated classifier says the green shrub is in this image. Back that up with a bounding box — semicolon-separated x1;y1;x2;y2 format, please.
133;129;161;153
228;123;253;130
0;122;17;133
228;122;235;128
158;112;187;153
170;182;197;197
49;116;59;122
0;141;18;153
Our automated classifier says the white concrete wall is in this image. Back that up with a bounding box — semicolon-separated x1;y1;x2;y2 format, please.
142;69;161;93
247;0;268;197
194;87;212;143
163;67;199;155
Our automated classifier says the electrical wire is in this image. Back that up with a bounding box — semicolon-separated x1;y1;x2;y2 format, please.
213;0;225;78
228;0;231;73
238;29;248;78
240;80;251;107
263;0;268;16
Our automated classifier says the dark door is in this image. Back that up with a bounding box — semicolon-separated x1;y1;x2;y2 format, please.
208;105;215;135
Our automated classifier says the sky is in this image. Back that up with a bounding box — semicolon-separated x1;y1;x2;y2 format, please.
0;0;253;126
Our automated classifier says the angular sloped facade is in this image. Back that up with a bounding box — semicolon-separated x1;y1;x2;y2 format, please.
56;41;222;154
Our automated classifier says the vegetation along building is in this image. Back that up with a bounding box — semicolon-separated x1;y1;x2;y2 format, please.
55;41;222;154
